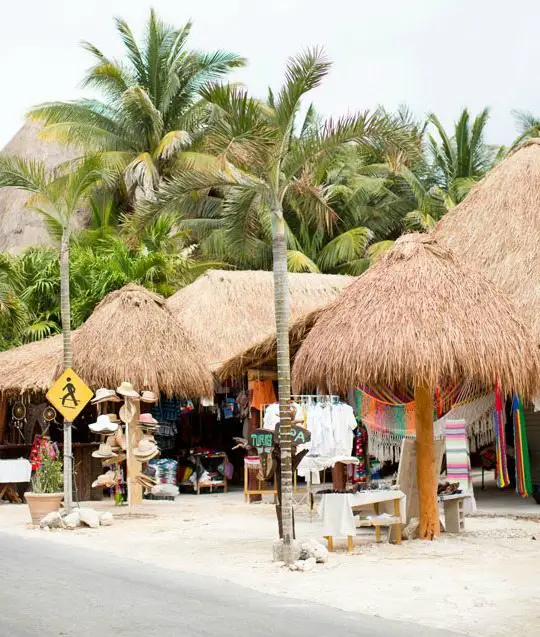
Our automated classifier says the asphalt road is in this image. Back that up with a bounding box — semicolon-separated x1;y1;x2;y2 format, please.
0;533;462;637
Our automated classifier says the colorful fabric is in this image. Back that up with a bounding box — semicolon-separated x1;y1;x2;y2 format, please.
249;379;276;411
445;419;472;490
512;395;533;497
494;385;510;488
355;386;495;463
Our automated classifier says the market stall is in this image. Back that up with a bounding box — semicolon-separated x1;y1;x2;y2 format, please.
292;233;540;539
0;284;214;504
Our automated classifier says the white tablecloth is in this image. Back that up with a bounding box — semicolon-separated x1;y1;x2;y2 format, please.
319;490;406;537
297;455;359;484
0;459;32;483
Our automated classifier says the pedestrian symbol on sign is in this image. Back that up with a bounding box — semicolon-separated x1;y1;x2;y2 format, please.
46;368;94;421
61;377;79;408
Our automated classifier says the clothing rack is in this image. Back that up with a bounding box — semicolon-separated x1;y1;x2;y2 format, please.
259;395;342;427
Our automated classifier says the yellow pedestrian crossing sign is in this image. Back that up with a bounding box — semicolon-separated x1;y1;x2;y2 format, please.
46;368;94;421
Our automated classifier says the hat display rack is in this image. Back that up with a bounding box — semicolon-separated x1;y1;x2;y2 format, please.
89;383;159;511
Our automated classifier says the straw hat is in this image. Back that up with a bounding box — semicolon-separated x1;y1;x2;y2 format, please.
89;414;119;434
91;388;121;404
91;470;117;488
133;439;159;462
119;402;136;424
115;426;127;451
138;413;158;426
140;390;158;404
117;382;140;398
92;442;118;458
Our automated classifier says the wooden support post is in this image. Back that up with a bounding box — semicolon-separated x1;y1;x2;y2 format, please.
414;384;440;540
126;398;142;507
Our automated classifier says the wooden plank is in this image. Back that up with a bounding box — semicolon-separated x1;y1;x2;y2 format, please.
397;438;445;523
126;400;142;506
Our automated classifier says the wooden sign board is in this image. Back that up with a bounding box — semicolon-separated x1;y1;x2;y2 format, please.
46;368;94;421
249;429;274;453
396;438;445;522
274;424;311;446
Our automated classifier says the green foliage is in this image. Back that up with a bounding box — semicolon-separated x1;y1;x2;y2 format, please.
28;9;244;202
31;442;63;494
427;109;505;205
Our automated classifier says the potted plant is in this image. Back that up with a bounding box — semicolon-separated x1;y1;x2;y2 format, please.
25;440;64;525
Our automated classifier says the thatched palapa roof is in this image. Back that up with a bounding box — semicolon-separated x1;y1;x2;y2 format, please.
292;233;540;396
167;270;352;372
0;284;213;398
216;310;320;381
434;139;540;343
0;121;83;253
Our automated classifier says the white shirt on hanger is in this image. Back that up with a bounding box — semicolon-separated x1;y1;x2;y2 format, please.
333;403;357;456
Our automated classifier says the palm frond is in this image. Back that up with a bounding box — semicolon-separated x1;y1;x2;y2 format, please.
154;130;192;160
0;156;47;192
287;250;320;273
114;15;148;84
274;47;331;133
316;227;373;271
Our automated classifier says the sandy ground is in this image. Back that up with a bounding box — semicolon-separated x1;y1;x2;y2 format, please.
1;490;539;637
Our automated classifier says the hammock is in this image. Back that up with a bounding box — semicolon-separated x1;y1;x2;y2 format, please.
356;383;495;463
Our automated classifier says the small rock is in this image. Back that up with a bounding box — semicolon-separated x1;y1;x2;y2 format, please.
296;557;316;572
99;512;114;527
40;511;64;529
288;562;300;571
300;538;329;563
63;511;81;530
403;517;420;540
78;507;100;529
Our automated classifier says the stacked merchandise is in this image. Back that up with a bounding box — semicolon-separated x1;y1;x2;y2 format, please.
147;457;179;499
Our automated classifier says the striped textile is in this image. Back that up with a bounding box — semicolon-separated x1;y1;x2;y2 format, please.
445;419;472;490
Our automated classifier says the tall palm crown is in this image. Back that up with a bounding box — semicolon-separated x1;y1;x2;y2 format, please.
135;49;414;272
427;108;505;205
28;10;245;201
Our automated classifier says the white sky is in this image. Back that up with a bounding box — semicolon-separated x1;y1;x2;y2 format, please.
0;0;537;147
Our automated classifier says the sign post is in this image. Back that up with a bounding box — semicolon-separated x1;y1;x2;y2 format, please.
46;368;93;510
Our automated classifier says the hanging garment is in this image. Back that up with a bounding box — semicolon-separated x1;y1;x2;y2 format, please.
249;379;276;411
352;424;369;483
333;403;357;456
445;419;472;490
305;403;323;455
314;403;334;456
263;402;303;432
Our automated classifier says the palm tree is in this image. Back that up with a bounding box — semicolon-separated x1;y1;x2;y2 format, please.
0;254;28;350
0;155;111;511
427;108;505;205
28;9;245;203
511;109;540;148
135;48;411;562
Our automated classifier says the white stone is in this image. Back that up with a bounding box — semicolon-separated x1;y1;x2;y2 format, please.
298;557;316;572
99;512;114;526
63;511;82;530
78;507;100;529
40;511;64;529
403;517;420;540
300;538;329;563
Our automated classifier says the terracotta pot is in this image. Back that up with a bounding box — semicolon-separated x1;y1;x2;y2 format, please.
24;492;64;525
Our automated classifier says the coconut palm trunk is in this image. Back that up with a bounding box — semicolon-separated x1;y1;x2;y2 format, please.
271;208;294;562
60;226;74;512
414;384;440;539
